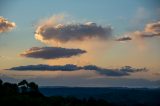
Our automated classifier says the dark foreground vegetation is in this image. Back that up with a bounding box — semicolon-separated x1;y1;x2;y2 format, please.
0;79;111;106
0;79;160;106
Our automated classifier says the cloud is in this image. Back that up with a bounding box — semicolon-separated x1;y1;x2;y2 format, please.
0;16;16;33
116;21;160;41
8;64;148;77
115;36;132;41
153;72;160;76
20;47;86;59
0;56;9;59
130;7;149;28
8;64;82;71
83;65;147;76
144;21;160;34
35;15;112;44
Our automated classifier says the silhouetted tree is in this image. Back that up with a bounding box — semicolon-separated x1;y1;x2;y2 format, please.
0;79;3;95
18;80;28;87
0;79;114;106
18;80;29;93
2;82;18;95
28;82;38;92
0;79;2;86
0;79;2;91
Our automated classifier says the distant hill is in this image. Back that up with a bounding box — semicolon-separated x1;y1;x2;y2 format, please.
40;87;160;106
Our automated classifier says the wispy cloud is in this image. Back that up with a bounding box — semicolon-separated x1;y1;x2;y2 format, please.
35;15;112;44
0;56;10;60
8;64;148;77
130;7;149;28
0;16;16;33
116;21;160;41
20;47;86;59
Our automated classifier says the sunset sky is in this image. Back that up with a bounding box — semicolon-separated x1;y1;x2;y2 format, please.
0;0;160;87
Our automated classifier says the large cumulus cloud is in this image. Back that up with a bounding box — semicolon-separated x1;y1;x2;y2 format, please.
0;16;16;33
20;47;86;59
35;15;112;43
116;21;160;41
8;64;147;77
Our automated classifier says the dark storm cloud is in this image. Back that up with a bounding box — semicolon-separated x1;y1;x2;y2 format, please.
0;16;16;33
20;47;86;59
35;21;112;43
8;64;148;77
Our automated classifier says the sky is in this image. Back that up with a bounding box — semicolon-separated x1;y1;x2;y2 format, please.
0;0;160;87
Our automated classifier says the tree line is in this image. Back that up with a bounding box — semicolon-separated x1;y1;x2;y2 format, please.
0;79;111;106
